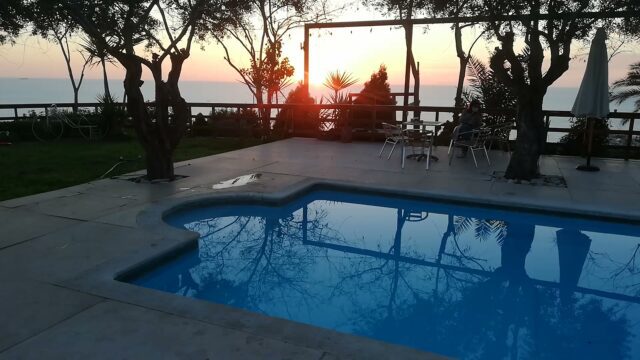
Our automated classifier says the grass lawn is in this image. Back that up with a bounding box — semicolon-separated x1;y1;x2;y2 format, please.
0;137;264;201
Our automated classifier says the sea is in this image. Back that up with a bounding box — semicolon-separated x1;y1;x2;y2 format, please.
1;77;638;141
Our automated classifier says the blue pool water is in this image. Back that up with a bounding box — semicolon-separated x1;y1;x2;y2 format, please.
128;189;640;359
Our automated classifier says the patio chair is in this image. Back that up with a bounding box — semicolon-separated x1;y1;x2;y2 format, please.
448;127;492;167
378;122;406;164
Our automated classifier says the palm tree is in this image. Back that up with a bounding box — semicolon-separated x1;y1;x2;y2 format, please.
323;70;358;101
322;71;358;133
79;37;115;101
611;62;640;121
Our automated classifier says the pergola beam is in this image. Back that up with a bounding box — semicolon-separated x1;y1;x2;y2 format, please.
305;10;640;30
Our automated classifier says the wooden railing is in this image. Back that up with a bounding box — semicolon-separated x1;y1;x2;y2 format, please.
1;102;639;157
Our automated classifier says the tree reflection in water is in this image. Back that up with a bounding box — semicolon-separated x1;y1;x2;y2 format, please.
135;191;638;359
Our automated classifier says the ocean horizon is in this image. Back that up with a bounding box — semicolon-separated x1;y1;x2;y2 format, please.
1;77;637;138
1;77;636;111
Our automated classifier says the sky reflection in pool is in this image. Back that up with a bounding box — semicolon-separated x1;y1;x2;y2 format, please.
130;190;640;359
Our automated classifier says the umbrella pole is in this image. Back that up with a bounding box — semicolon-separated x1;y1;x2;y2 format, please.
577;117;600;172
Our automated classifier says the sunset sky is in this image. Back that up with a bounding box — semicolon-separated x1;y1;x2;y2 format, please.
0;5;638;91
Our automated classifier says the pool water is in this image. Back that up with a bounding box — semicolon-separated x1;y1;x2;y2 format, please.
128;189;640;359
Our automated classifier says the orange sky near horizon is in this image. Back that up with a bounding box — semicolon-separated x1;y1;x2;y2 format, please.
1;18;638;94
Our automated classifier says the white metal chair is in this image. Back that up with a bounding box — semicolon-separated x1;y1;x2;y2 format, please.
448;127;492;167
379;122;406;164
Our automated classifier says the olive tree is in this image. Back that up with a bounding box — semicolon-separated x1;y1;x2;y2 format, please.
34;0;245;180
483;0;637;180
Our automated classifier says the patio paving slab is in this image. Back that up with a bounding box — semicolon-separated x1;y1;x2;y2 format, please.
0;276;102;352
21;193;137;221
568;188;640;216
92;203;151;228
0;300;325;360
0;188;81;209
0;207;81;249
0;222;162;283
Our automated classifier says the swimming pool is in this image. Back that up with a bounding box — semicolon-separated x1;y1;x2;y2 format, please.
127;189;640;359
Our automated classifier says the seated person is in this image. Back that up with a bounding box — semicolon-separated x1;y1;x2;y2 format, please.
456;99;483;157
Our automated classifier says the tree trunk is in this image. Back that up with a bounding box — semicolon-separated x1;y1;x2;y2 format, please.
505;93;546;180
453;23;467;122
254;88;269;137
121;57;176;180
144;139;175;180
73;88;79;113
453;56;468;116
101;58;111;100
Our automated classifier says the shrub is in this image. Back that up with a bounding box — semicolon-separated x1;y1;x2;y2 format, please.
351;65;395;129
275;82;319;136
209;108;260;137
97;94;129;139
559;118;610;156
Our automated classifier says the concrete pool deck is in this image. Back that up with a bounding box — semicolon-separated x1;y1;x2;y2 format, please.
1;137;639;359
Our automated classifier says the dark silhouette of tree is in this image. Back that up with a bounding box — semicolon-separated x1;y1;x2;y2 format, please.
0;0;27;44
274;82;319;134
482;0;637;180
323;70;358;101
49;25;90;112
559;117;610;156
367;0;484;118
28;9;89;112
79;37;116;101
365;0;428;121
352;65;396;129
464;56;517;127
33;1;245;180
319;70;357;134
212;0;334;136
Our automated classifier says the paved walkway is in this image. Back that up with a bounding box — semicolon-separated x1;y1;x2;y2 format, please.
1;138;639;359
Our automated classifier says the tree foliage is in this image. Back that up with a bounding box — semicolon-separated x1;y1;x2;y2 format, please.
465;56;517;127
214;0;332;133
559;117;610;156
238;40;295;106
611;61;640;112
31;0;245;179
0;0;27;44
275;82;319;134
365;0;431;19
355;65;395;106
352;65;396;128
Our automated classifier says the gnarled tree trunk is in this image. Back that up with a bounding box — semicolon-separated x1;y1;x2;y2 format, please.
120;51;190;180
505;92;546;180
101;57;111;100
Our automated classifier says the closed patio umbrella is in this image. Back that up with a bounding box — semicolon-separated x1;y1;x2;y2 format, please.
571;27;609;172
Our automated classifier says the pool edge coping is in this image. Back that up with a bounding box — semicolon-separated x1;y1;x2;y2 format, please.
137;178;640;236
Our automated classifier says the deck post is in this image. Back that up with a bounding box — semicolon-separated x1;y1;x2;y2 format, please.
402;19;413;124
303;25;310;96
626;118;635;160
